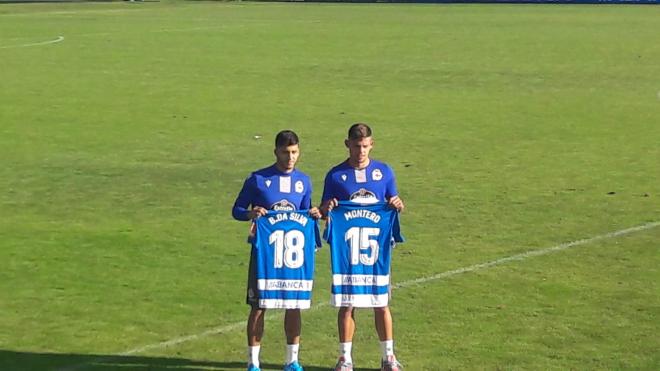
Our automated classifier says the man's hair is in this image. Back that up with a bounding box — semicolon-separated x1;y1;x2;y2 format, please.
347;123;372;140
275;130;299;148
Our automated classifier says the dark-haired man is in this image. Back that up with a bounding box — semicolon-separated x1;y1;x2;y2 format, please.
320;123;405;371
233;130;321;371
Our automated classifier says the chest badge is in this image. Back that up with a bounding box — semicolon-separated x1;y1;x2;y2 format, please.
372;169;383;181
341;174;347;182
295;180;304;193
265;180;272;187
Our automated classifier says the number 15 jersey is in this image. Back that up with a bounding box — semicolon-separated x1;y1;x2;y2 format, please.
324;202;404;308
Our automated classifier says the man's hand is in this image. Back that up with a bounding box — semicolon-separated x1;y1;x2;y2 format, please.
320;198;338;217
308;207;322;220
246;206;268;220
387;196;405;212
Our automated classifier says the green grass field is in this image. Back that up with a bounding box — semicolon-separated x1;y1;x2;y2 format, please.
1;1;659;370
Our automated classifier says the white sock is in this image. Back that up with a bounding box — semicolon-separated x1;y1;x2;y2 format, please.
286;343;300;364
339;342;353;363
248;345;260;367
380;340;394;361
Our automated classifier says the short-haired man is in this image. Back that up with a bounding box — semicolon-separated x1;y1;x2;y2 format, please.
232;130;321;371
320;123;405;371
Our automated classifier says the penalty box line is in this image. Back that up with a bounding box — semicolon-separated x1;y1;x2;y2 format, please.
56;220;660;371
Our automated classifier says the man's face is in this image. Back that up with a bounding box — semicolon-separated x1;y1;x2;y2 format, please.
345;137;373;165
274;144;300;172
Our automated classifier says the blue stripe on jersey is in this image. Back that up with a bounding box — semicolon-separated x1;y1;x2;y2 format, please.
325;202;404;307
331;285;390;296
253;210;321;309
259;290;313;300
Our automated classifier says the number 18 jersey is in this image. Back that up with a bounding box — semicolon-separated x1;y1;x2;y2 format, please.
324;202;404;308
253;210;321;309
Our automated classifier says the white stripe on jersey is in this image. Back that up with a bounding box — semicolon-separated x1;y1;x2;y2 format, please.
332;293;389;308
260;298;311;309
279;176;291;193
354;169;367;183
332;274;390;286
257;279;314;291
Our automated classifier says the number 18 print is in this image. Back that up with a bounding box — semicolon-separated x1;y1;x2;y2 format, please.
253;210;321;309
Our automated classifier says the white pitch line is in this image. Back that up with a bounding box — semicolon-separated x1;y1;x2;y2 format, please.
0;35;64;49
55;220;659;371
124;322;246;356
2;20;322;46
56;322;247;371
395;221;660;289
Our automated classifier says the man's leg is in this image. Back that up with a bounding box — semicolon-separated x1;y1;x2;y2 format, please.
374;306;401;370
247;307;265;369
338;306;356;341
246;250;264;371
284;309;301;367
374;306;392;341
335;306;355;370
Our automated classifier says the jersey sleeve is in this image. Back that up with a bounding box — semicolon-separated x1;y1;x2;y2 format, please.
300;176;313;209
384;165;399;199
322;216;332;245
313;219;323;248
321;171;334;203
391;209;405;243
232;174;256;221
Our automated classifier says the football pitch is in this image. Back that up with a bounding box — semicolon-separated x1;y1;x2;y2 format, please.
1;1;659;370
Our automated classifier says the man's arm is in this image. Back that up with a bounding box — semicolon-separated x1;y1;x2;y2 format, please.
319;198;338;218
232;175;267;220
385;165;404;212
301;177;322;219
319;171;338;218
387;195;404;212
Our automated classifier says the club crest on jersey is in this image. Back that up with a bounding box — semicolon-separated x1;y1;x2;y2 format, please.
271;199;296;211
265;180;272;188
295;180;304;193
349;188;379;204
372;169;383;181
341;174;347;182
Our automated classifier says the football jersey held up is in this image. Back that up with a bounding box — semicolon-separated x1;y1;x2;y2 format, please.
324;202;404;308
253;210;321;309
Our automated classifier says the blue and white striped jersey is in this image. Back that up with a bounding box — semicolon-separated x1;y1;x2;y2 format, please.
253;210;321;309
324;202;404;308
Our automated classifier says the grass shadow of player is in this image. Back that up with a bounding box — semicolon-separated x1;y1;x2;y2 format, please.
0;350;381;371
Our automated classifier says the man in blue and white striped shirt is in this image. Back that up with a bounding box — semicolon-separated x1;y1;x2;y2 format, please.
321;123;406;371
233;130;321;371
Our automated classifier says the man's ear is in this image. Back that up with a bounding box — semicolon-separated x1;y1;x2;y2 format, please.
344;139;349;148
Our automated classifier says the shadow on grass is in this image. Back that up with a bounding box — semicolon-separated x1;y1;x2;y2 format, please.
0;350;380;371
